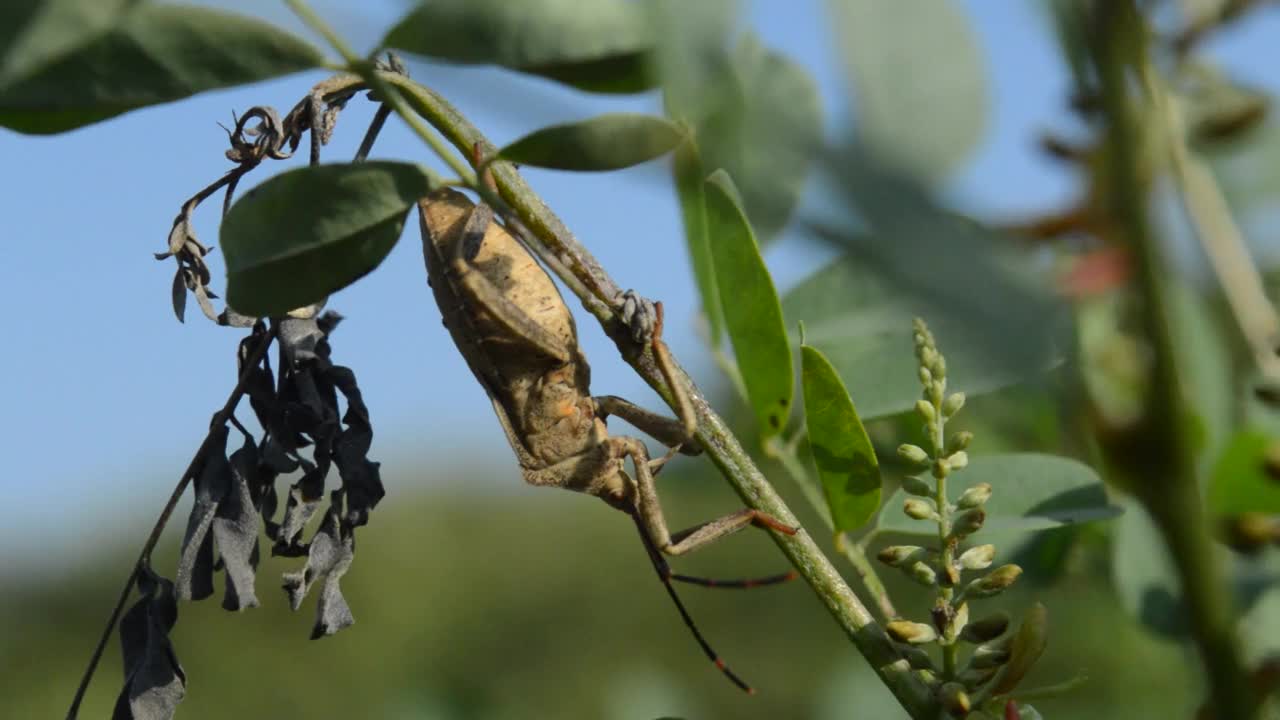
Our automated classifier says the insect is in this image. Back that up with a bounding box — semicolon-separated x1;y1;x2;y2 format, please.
417;180;797;693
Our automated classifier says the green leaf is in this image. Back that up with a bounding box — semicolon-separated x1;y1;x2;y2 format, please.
382;0;655;94
704;169;792;436
0;2;323;134
220;162;434;316
828;0;986;179
1111;497;1186;639
1208;430;1280;516
498;114;682;171
801;343;881;531
811;152;1064;407
672;139;725;347
1113;494;1279;641
661;30;820;242
783;255;1058;420
877;453;1118;535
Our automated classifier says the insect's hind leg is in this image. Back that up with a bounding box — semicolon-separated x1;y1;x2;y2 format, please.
613;436;797;560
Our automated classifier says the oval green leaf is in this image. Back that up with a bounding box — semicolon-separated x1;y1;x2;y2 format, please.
704;169;792;436
382;0;655;94
801;343;881;532
783;255;1058;420
1208;430;1280;516
877;453;1118;535
663;32;820;242
221;162;434;316
829;0;987;179
498;114;682;171
672;139;725;348
0;2;323;134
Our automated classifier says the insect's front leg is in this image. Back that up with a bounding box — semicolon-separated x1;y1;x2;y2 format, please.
597;298;699;449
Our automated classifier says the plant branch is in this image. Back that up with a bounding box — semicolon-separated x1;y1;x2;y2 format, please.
66;326;277;719
287;3;934;710
1090;4;1255;717
765;435;898;623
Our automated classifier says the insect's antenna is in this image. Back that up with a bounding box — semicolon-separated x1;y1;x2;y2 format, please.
669;570;797;589
630;512;756;694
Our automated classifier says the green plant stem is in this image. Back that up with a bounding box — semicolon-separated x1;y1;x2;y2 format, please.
1091;4;1255;717
930;402;959;679
765;435;898;623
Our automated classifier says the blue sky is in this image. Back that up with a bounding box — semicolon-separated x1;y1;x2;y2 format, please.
3;0;1278;572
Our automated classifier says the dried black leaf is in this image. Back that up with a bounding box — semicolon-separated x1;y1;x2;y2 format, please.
113;567;185;720
281;493;355;637
175;427;231;601
330;366;384;526
170;268;187;324
273;458;327;556
193;283;218;323
261;435;299;474
214;438;262;611
278;315;325;365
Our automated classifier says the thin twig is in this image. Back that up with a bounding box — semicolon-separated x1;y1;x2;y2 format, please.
354;105;392;162
66;327;277;719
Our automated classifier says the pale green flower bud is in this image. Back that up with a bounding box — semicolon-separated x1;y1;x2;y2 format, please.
900;474;934;497
961;611;1010;643
886;620;938;645
932;353;948;379
938;682;970;717
903;497;938;521
958;544;996;570
898;443;930;467
919;346;938;370
947;431;974;453
916;399;936;423
945;602;969;643
950;508;986;539
969;642;1012;669
946;451;970;471
908;560;938;586
877;545;925;568
968;564;1022;598
956;481;989;509
942;391;965;417
957;667;997;691
918;366;933;386
899;644;934;671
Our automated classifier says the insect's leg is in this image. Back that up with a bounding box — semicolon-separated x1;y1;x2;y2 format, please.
627;509;757;695
616;437;797;560
595;395;701;455
594;301;701;454
445;200;572;363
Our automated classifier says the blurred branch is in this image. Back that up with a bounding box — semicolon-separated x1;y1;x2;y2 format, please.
1088;3;1256;717
288;2;936;715
1151;73;1280;384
